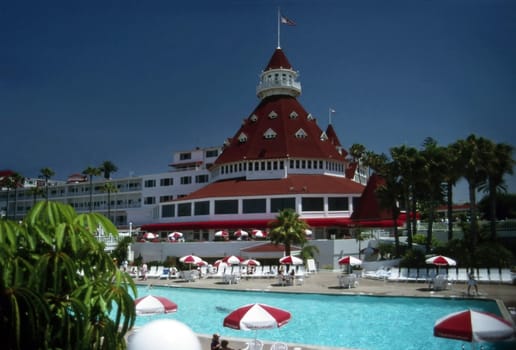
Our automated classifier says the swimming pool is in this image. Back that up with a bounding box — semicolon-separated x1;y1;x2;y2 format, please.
132;286;514;350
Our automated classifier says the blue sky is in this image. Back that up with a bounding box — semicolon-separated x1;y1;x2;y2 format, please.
1;0;515;203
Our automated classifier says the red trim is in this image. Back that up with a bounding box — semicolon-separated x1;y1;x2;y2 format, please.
141;217;353;232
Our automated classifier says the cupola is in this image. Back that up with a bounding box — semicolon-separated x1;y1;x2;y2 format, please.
256;48;301;99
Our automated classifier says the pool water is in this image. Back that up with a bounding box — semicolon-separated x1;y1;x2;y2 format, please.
130;286;515;350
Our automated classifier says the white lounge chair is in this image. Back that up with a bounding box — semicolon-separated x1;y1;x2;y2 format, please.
159;267;170;279
488;267;501;283
270;342;288;350
244;339;263;350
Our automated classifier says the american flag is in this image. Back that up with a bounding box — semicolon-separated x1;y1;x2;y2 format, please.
280;15;296;26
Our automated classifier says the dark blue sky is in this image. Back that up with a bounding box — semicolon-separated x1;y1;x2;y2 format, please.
1;0;515;202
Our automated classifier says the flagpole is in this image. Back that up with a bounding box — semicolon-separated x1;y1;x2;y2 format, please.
277;7;281;49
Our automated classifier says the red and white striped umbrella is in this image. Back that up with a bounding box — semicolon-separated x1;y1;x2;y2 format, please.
434;309;514;343
279;255;303;265
222;255;244;265
143;232;157;240
241;259;261;266
251;230;267;239
425;255;457;266
214;230;229;238
134;295;178;316
234;229;249;238
338;256;363;266
179;254;203;264
168;231;183;240
223;303;291;331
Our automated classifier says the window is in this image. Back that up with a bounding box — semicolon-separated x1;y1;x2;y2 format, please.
144;197;156;205
295;128;307;138
250;114;258;122
328;197;349;211
144;179;156;188
289;111;298;119
206;149;218;157
264;128;277;139
243;198;266;213
178;203;191;217
214;199;238;214
268;111;278;119
302;197;324;211
238;132;248;143
180;152;191;160
160;178;174;186
194;201;210;215
195;174;209;183
162;204;175;218
160;195;174;202
352;197;361;212
270;197;295;212
180;176;192;185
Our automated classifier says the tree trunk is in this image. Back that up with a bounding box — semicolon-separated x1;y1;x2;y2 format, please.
489;179;497;241
446;181;453;241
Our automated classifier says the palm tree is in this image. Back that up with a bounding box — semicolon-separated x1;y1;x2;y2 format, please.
349;143;366;182
29;186;45;207
419;137;447;251
0;201;136;349
443;143;462;240
390;145;419;249
39;167;55;200
100;160;118;180
268;208;309;256
2;172;23;219
457;135;491;250
83;166;101;212
101;181;118;221
479;141;515;240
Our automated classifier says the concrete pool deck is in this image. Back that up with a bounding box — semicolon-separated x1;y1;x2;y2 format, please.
133;271;516;350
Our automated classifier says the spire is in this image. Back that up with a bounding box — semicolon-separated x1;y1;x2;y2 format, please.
256;48;301;100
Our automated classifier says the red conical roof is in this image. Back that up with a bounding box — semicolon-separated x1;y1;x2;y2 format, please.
264;48;292;70
215;95;344;164
351;173;401;227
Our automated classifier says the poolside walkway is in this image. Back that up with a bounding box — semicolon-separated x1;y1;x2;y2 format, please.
133;271;516;350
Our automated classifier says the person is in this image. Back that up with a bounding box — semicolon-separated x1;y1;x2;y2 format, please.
140;262;148;281
210;333;221;350
220;339;236;350
467;269;478;296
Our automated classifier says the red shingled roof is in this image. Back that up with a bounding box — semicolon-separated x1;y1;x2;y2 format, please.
179;174;364;201
264;48;292;70
216;95;345;164
351;173;402;227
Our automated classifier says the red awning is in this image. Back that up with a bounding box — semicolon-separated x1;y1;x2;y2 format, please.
141;217;353;232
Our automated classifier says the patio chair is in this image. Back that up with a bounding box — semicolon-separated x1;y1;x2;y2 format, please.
270;342;288;350
159;267;170;280
245;339;264;350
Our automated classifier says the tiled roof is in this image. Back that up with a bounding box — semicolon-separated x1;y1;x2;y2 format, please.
264;48;292;70
351;173;400;227
179;174;365;201
215;95;345;164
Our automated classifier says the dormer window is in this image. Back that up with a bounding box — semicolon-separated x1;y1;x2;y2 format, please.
264;128;277;139
320;132;328;141
250;114;258;122
289;111;298;119
238;132;248;143
307;113;315;121
295;128;307;138
268;111;278;119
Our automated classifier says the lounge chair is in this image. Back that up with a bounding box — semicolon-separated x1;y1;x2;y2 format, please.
159;267;170;280
500;268;513;284
243;339;263;350
270;342;288;350
488;267;501;283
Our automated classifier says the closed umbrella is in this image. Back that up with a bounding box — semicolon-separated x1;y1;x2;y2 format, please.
434;309;514;348
134;295;178;316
